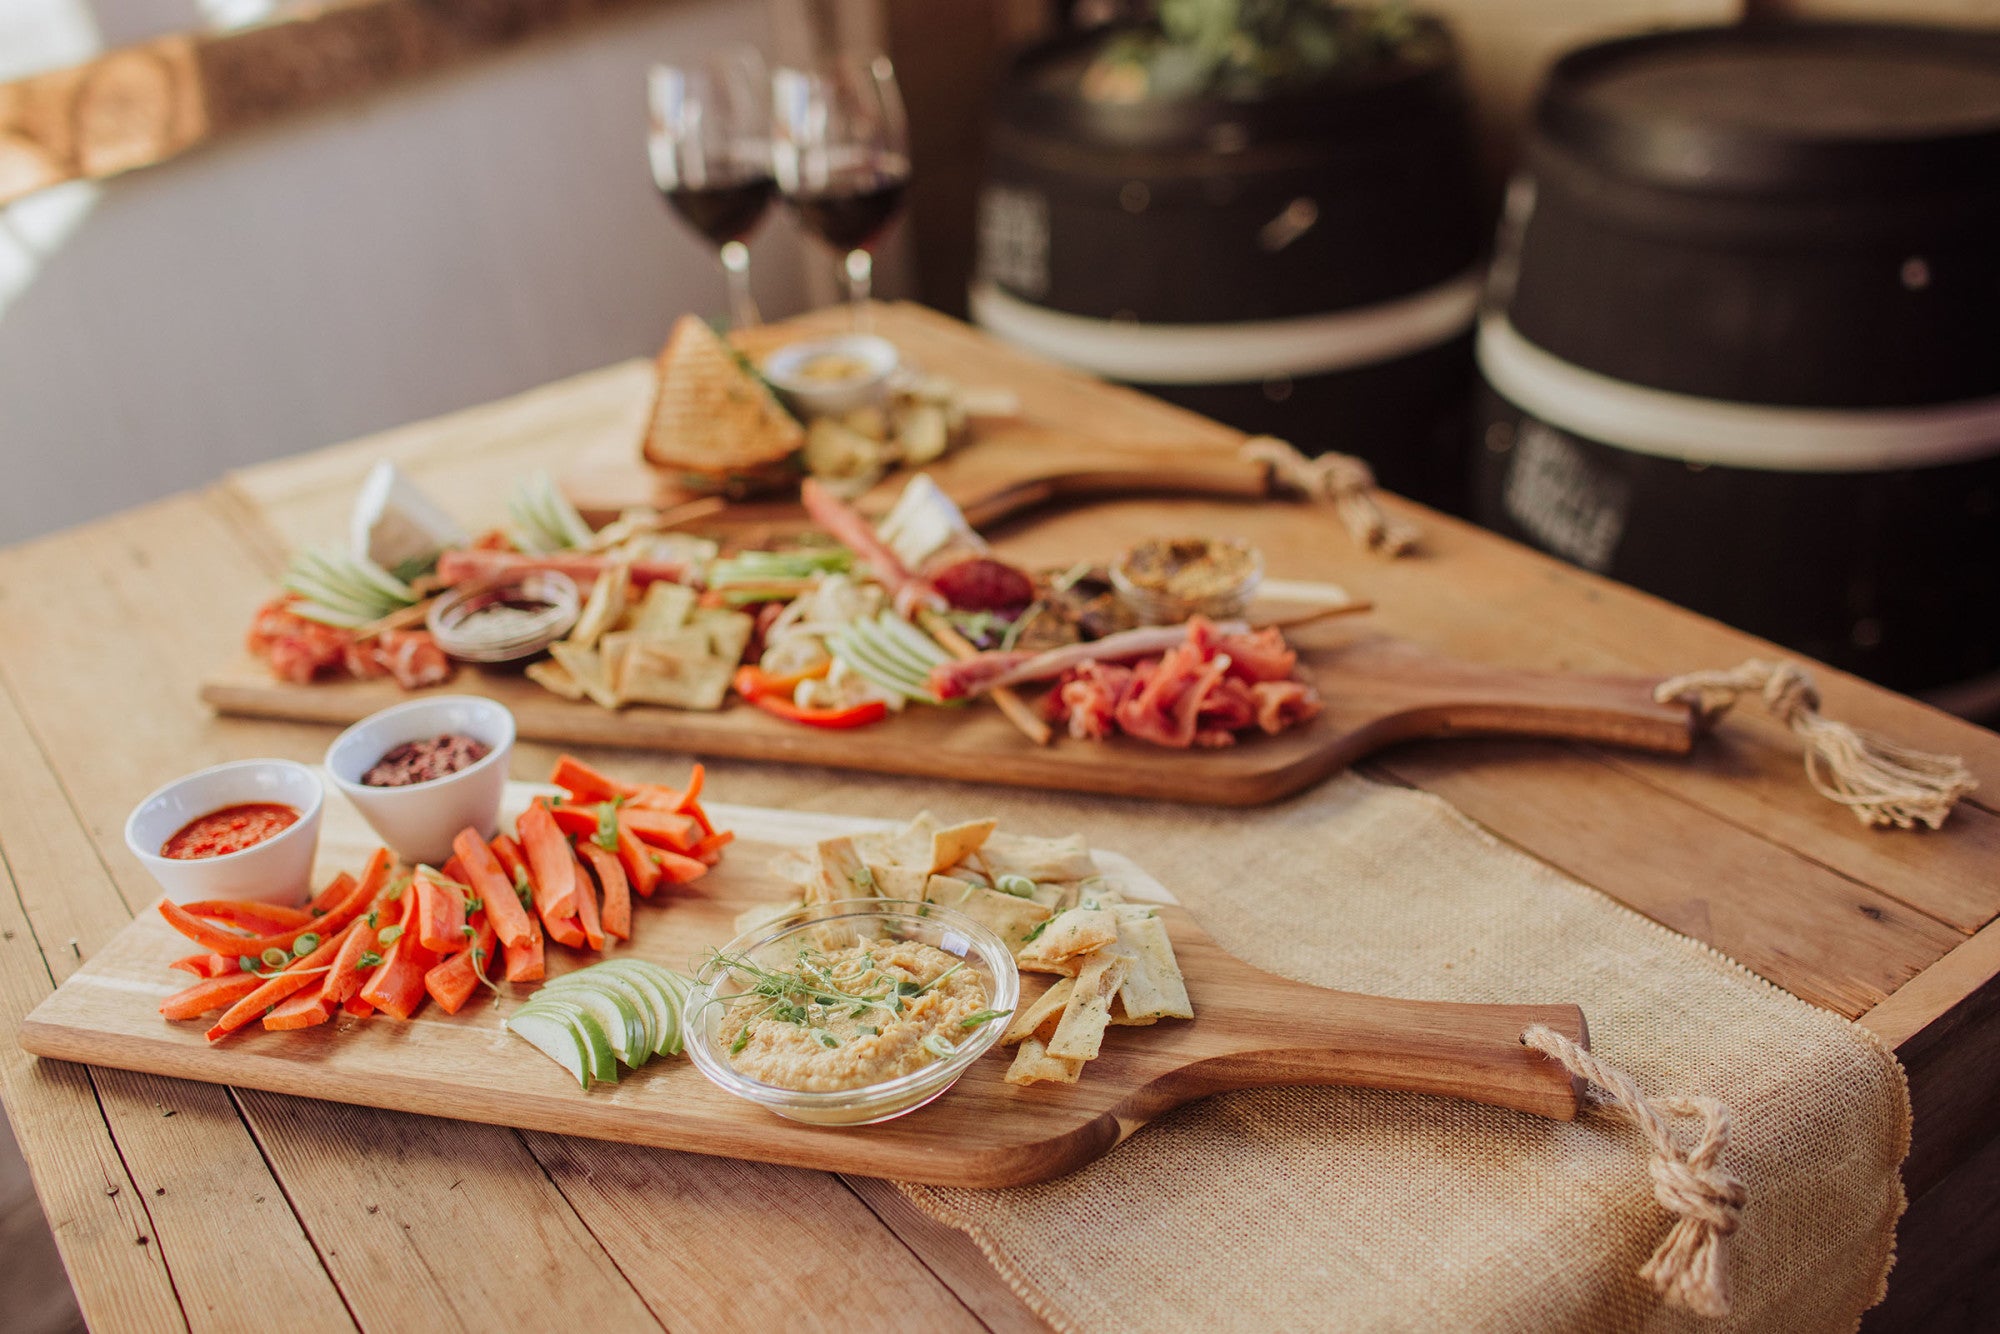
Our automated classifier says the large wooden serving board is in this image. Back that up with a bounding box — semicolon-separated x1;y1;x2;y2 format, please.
201;626;1696;806
22;793;1588;1189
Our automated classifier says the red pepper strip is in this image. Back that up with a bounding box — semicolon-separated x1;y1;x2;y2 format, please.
734;660;831;699
160;972;263;1020
169;952;235;978
414;866;467;954
162;865;378;958
615;819;662;898
502;917;545;982
689;830;735;866
618;808;701;852
358;893;437;1021
321;913;380;1005
183;900;314;932
455;829;535;949
205;922;359;1041
546;804;603;840
424;913;498;1015
309;871;357;916
740;688;889;730
263;989;335;1031
519;800;579;921
571;850;605;951
578;843;631;941
652;846;709;885
549;754;633;805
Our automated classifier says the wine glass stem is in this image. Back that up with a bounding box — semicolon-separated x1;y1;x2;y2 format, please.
720;240;759;330
844;249;873;331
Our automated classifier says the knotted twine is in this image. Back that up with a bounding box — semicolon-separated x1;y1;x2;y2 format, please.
1655;658;1977;829
1242;435;1421;557
1523;1025;1747;1319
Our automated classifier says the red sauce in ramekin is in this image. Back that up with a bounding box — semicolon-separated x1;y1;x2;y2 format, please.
160;802;299;860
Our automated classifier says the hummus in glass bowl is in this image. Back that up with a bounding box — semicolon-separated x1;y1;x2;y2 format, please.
686;900;1019;1125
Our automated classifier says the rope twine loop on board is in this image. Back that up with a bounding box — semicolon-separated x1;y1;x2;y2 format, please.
1522;1025;1747;1320
1241;436;1421;557
1655;658;1977;830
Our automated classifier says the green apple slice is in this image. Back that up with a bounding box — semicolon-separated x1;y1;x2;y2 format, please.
547;972;658;1057
514;998;619;1085
584;961;689;1056
542;975;654;1066
502;1010;591;1088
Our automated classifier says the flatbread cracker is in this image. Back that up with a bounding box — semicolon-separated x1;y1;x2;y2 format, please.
1046;951;1128;1061
618;635;734;710
687;607;754;666
1104;914;1194;1022
1004;1035;1084;1086
928;877;1053;952
570;564;628;649
547;641;619;710
1003;977;1075;1046
632;581;697;637
1017;906;1119;970
807;836;874;903
982;831;1098;884
929;819;998;874
524;657;586;701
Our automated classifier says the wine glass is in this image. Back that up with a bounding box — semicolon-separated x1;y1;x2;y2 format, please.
649;49;774;330
771;54;911;331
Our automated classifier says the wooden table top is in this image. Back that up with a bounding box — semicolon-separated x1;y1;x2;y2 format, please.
4;303;1996;1330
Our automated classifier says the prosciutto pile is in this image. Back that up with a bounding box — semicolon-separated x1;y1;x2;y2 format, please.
248;597;452;690
1041;617;1321;749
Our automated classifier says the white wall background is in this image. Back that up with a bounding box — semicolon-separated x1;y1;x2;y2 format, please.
0;0;906;544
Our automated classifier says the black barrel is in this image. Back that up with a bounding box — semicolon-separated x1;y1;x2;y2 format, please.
972;19;1484;511
1474;22;2000;695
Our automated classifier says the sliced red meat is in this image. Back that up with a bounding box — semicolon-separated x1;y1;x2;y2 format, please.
1252;680;1323;733
1051;661;1134;741
1194;675;1258;734
435;548;688;590
1217;626;1298;683
1115;639;1231;749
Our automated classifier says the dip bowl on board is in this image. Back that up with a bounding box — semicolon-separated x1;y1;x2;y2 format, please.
123;758;325;906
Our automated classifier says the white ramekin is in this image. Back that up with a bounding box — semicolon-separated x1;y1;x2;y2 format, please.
323;695;515;865
123;759;326;906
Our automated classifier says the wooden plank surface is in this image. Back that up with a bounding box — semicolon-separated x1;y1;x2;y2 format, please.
3;302;1997;1327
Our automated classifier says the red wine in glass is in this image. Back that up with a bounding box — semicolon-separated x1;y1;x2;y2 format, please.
663;171;777;247
791;170;907;253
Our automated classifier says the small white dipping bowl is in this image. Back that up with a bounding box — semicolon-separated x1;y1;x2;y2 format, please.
324;696;515;866
124;759;326;907
761;333;900;418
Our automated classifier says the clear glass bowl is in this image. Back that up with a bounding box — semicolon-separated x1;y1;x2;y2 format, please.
1110;537;1264;624
426;571;580;664
685;899;1020;1126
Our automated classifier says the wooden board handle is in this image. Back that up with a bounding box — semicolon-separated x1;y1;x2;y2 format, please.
1169;990;1590;1122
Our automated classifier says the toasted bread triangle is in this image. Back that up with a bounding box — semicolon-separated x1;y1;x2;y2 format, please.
642;316;805;473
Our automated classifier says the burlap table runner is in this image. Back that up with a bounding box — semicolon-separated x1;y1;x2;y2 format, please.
691;758;1908;1332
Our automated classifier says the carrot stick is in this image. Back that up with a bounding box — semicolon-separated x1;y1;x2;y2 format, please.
342;994;374;1017
455;829;534;949
161;852;384;955
652;846;709;885
309;871;357;915
414;866;466;954
579;843;630;941
321;914;380;1005
205;922;358;1041
618;809;701;851
439;855;468;887
689;830;734;866
549;754;632;804
169;952;235;978
546;805;603;839
160;973;263;1020
502;918;545;982
519;801;579;920
183;900;314;932
571;851;605;951
263;989;335;1031
543;915;587;949
358;893;436;1021
615;819;661;898
423;915;498;1015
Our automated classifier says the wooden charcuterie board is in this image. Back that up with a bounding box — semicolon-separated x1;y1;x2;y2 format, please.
20;794;1588;1189
200;628;1695;806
